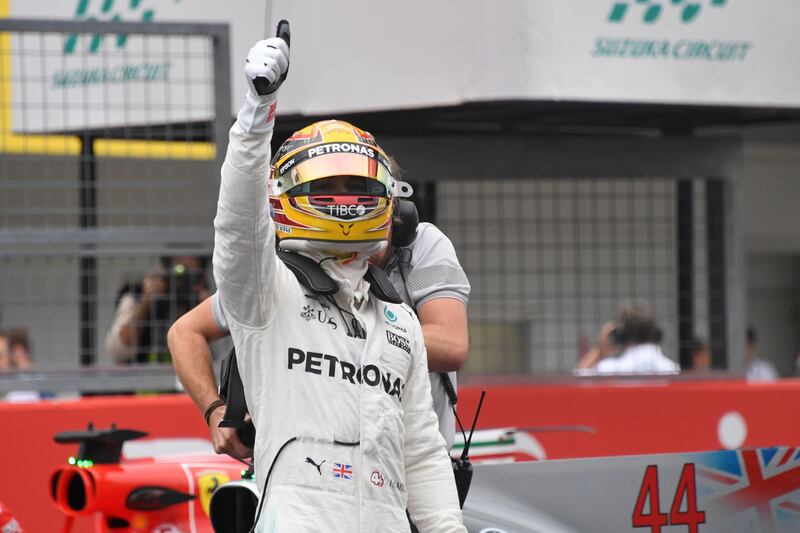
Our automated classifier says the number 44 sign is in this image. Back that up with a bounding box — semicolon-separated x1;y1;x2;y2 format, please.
632;464;706;533
460;447;800;532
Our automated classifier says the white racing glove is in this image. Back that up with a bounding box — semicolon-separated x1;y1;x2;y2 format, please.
237;37;290;134
245;38;289;96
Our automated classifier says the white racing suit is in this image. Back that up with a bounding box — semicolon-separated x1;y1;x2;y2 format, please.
213;100;465;532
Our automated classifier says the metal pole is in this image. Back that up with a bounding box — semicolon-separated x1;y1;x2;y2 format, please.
212;25;232;174
676;180;694;369
706;179;727;369
723;151;747;373
79;133;97;366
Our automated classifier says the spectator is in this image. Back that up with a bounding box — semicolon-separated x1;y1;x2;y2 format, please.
7;328;32;370
592;304;679;374
576;321;619;370
105;256;210;365
690;337;711;371
0;330;9;373
745;325;778;382
0;330;11;375
4;327;43;402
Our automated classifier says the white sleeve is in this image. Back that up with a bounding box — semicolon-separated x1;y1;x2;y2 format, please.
212;93;288;329
594;358;619;374
406;223;470;308
104;292;137;364
658;357;681;372
404;319;466;532
210;292;230;332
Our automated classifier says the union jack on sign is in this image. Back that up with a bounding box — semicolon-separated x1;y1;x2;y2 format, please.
333;463;352;480
693;447;800;531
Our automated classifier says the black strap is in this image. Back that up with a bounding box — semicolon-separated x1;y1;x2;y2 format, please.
278;248;402;304
365;263;403;304
218;348;248;428
277;249;338;295
218;347;255;447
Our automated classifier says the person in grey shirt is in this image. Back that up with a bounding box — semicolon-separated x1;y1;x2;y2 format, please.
169;220;470;457
379;222;471;448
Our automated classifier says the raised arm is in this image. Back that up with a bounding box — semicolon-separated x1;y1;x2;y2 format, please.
212;37;289;329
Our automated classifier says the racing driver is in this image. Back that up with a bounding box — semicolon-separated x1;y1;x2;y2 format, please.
209;33;465;532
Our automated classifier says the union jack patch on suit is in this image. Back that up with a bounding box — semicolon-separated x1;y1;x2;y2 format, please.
333;463;353;480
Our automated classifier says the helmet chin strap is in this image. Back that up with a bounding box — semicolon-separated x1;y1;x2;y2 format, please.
280;240;388;295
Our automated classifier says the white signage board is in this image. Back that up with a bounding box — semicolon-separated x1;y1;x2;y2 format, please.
8;0;268;132
8;0;800;132
272;0;800;113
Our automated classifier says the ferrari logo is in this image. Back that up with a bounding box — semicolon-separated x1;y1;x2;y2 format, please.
197;472;230;516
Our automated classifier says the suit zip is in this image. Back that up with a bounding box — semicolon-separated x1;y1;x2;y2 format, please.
356;300;366;533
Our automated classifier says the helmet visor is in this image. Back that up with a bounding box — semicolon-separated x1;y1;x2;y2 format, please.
289;176;388;197
274;152;393;196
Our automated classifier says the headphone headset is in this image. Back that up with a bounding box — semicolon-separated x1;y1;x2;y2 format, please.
391;199;419;248
611;307;662;346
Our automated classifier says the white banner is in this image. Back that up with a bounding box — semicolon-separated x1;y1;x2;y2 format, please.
8;0;800;132
8;0;268;132
272;0;800;113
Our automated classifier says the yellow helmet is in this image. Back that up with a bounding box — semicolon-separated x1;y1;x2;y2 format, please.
269;120;411;252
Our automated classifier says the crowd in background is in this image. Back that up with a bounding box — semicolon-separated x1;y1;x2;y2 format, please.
0;328;32;373
0;327;48;402
0;294;786;385
104;256;210;366
0;269;788;398
576;303;778;381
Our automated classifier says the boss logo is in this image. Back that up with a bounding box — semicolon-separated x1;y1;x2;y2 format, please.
386;331;411;354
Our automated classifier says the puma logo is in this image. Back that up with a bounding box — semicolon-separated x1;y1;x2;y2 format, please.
338;223;354;236
305;457;325;475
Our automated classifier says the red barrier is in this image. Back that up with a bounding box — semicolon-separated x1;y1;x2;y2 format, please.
2;380;800;531
457;378;800;460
